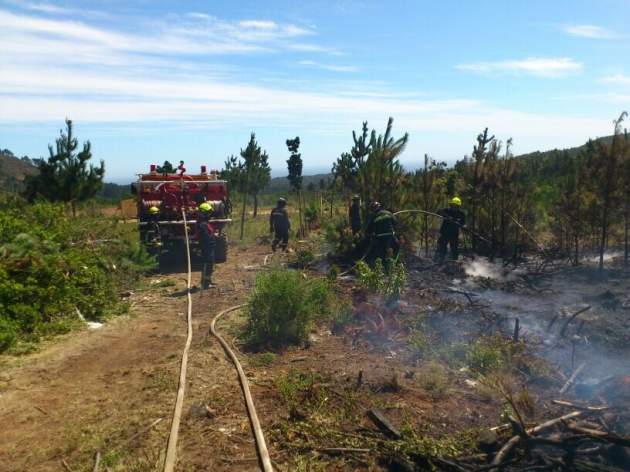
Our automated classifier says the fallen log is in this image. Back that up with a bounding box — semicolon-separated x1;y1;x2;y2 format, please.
551;400;609;411
489;410;584;471
565;424;630;447
367;408;402;439
559;362;586;394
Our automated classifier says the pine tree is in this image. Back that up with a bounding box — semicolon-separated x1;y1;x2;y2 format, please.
231;133;270;239
286;137;304;235
24;119;104;216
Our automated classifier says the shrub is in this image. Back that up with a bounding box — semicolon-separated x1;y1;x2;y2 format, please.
0;317;17;352
330;302;353;334
356;257;406;301
291;248;315;269
245;268;333;347
420;361;450;398
0;197;155;352
408;330;429;359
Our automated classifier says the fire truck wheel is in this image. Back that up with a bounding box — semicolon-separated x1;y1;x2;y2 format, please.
214;234;228;263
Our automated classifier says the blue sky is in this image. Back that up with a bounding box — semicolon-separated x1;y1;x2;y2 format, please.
1;0;629;182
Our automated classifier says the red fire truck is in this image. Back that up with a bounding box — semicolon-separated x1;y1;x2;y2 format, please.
132;163;231;265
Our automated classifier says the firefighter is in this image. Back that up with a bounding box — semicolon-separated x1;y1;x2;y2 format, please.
269;197;290;252
197;202;216;289
146;206;161;244
436;196;466;262
366;201;399;263
349;195;362;235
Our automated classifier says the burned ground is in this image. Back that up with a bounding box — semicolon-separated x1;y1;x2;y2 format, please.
0;241;628;471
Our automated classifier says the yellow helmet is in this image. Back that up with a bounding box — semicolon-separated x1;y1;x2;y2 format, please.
450;196;462;206
199;202;213;213
148;206;159;214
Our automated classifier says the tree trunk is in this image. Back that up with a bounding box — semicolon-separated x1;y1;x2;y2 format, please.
598;206;608;272
71;201;76;217
625;199;629;267
253;194;258;218
424;214;429;257
239;192;247;240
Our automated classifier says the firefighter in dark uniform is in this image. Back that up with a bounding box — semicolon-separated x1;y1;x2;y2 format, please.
366;201;399;263
270;197;290;252
349;195;362;236
197;202;216;288
146;206;161;243
436;196;466;262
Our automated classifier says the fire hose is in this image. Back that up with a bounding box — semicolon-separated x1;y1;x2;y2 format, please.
163;210;194;472
163;209;273;471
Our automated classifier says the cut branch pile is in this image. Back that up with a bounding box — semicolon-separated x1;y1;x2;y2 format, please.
439;399;630;471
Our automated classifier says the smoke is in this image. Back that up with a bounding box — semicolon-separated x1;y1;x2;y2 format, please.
586;250;623;263
463;257;524;282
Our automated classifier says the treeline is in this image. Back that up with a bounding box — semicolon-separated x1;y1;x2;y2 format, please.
329;113;630;269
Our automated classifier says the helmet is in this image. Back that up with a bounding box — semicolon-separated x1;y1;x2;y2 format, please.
450;197;462;206
352;194;360;201
369;201;381;211
199;202;213;213
277;197;287;207
148;206;159;214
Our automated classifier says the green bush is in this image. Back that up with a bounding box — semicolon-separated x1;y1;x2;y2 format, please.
356;257;406;301
245;268;333;347
466;337;507;375
0;197;155;352
291;248;315;269
0;317;17;352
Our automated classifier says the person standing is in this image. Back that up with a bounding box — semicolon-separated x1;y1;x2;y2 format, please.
366;201;399;263
436;197;466;262
270;197;291;252
197;202;216;288
349;195;362;236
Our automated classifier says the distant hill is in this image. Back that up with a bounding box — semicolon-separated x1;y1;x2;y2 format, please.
264;173;333;193
515;135;614;162
0;148;130;201
0;149;38;192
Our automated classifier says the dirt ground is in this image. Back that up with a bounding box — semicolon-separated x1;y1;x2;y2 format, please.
1;241;628;471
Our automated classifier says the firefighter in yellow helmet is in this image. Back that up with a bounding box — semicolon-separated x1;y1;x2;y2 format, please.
436;197;465;262
145;205;161;246
197;202;216;288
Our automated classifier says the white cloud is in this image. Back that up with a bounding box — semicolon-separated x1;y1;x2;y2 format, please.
456;57;583;78
601;74;630;86
563;24;617;39
0;9;320;57
298;60;358;72
0;7;613;159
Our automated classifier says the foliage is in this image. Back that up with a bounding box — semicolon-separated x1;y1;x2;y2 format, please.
24;119;104;216
286;136;304;235
0;196;155;352
286;137;303;192
291;248;315;268
465;336;527;376
245;268;333;347
330;302;353;334
356;257;406;301
303;202;319;227
156;160;175;174
223;133;271;238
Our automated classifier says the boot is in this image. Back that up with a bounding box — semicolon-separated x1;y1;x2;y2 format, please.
201;263;212;289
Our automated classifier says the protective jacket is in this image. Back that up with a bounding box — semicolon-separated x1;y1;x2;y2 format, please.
197;220;217;263
437;207;465;237
367;209;396;237
269;207;290;233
